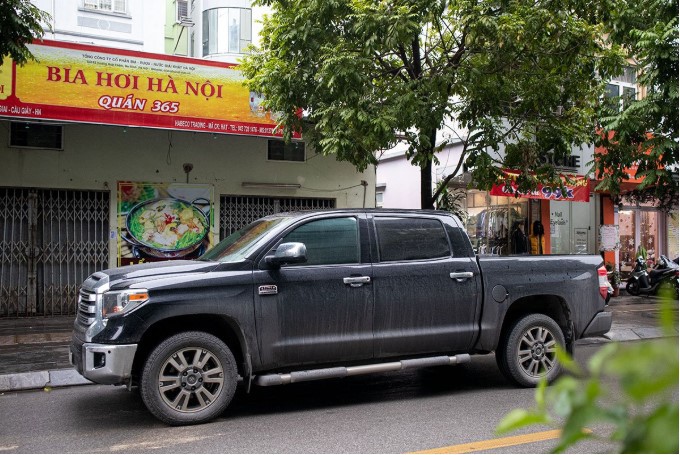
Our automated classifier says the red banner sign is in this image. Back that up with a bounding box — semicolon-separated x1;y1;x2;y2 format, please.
490;170;590;202
0;40;295;138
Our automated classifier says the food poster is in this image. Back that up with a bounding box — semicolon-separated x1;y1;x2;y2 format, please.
117;182;215;266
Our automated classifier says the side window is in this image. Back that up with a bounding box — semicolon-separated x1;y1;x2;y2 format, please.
282;217;359;266
375;217;451;262
445;224;474;258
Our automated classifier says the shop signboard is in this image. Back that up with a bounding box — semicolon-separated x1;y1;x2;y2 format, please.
117;182;215;266
0;40;294;138
490;170;590;202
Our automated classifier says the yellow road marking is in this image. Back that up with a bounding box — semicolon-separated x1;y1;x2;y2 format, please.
410;429;563;454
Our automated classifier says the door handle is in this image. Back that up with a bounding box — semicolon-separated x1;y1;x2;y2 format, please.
343;276;371;287
450;271;474;282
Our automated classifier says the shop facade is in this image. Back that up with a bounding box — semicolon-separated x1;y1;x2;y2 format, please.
378;139;676;276
614;199;678;276
0;41;374;317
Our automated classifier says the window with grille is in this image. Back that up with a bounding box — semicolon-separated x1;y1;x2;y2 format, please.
83;0;127;14
176;0;188;21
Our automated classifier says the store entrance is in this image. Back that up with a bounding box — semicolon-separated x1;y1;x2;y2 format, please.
619;208;661;278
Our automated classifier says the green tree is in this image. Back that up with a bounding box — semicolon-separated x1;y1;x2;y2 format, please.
242;0;623;209
0;0;51;66
593;0;679;211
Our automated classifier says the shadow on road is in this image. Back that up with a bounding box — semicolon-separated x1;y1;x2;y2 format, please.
60;352;512;428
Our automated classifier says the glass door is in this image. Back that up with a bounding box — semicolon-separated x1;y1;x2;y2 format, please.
618;207;662;278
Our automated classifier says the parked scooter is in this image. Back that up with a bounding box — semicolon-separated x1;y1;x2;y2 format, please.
626;255;679;297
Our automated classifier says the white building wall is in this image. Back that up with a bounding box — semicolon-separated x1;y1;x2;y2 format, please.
376;142;465;209
33;0;166;52
376;154;421;209
0;121;374;267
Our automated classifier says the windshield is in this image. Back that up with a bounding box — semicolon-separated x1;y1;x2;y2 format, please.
200;217;289;263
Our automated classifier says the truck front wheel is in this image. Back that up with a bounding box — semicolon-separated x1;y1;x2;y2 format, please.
140;331;238;425
496;314;565;387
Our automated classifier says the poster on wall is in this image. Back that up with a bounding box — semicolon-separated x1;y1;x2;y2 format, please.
574;228;589;254
117;182;215;266
599;224;620;251
0;40;297;138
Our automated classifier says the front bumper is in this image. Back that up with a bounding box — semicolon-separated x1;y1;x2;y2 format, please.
70;337;137;385
581;311;613;339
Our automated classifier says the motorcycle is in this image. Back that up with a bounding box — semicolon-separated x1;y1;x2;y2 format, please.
626;255;679;297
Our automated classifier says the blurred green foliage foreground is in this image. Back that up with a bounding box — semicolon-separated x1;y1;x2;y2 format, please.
497;292;678;453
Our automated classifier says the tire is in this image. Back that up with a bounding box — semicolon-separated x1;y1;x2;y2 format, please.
496;314;565;387
626;279;640;296
140;331;238;426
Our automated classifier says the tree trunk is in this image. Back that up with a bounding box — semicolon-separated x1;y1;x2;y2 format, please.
420;129;437;209
421;159;434;209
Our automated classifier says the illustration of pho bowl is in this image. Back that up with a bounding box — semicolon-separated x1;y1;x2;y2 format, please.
123;198;209;258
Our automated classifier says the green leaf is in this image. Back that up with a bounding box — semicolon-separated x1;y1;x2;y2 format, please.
496;409;552;435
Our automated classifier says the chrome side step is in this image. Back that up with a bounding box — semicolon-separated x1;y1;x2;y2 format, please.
253;354;471;387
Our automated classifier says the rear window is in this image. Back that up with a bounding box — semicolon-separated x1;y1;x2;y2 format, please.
375;217;451;262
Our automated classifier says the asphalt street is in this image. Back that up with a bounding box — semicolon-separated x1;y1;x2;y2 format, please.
0;343;661;454
0;295;675;453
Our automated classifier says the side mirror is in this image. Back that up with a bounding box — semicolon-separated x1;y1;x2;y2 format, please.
265;242;307;268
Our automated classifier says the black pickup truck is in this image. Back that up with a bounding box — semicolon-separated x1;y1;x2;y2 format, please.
71;209;611;425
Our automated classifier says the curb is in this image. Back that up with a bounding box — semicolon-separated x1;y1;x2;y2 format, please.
0;368;92;393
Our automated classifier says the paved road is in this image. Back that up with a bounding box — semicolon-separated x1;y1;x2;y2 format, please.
0;343;633;454
0;297;674;453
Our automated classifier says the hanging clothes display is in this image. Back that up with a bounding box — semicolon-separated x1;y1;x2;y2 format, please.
475;207;522;255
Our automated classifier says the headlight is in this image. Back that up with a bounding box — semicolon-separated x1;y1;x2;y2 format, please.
102;289;149;319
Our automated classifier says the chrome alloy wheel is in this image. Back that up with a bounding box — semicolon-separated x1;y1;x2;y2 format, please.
517;325;558;378
158;347;225;413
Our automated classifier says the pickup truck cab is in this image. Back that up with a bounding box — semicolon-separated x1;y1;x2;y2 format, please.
71;209;611;425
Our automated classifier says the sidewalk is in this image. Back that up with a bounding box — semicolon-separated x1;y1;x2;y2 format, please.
0;315;91;392
0;293;676;393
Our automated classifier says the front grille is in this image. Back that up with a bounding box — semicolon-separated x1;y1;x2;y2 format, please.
77;288;97;325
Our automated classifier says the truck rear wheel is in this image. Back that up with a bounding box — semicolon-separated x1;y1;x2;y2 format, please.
140;331;238;425
496;314;564;387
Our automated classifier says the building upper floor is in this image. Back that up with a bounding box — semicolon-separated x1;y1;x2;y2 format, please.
29;1;270;65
